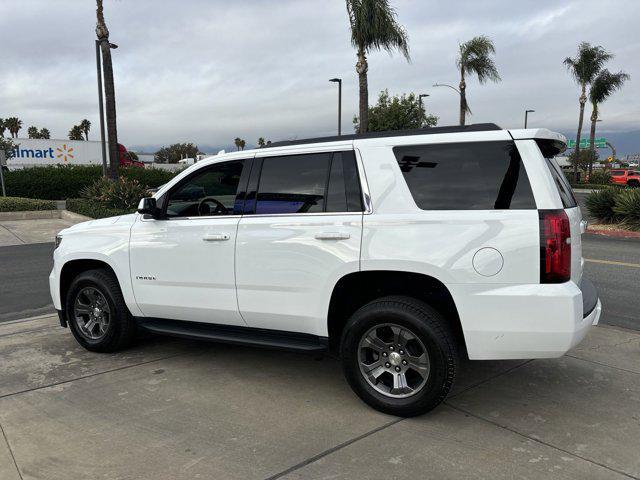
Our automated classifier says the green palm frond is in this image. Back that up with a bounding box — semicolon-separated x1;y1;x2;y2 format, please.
564;42;613;85
346;0;410;60
457;35;500;84
589;69;630;104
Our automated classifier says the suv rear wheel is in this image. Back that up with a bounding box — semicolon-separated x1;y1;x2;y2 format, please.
340;296;457;417
65;268;136;352
628;180;639;188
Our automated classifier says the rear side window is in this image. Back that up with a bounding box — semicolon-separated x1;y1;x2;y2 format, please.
251;151;363;215
393;141;536;210
544;158;577;208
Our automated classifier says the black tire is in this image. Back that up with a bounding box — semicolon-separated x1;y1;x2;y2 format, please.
628;180;639;188
340;296;457;417
65;268;136;352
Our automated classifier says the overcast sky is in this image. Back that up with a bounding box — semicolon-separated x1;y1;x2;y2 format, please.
0;0;638;153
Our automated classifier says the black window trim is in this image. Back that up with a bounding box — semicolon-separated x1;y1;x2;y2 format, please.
242;148;367;217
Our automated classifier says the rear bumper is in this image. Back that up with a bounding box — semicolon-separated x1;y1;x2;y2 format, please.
450;279;601;360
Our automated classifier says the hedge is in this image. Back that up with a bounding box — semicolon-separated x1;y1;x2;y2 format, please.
570;183;622;190
0;196;57;212
66;198;134;219
3;165;177;200
586;187;640;230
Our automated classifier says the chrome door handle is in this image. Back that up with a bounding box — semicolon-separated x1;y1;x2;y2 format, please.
203;234;230;241
315;232;350;240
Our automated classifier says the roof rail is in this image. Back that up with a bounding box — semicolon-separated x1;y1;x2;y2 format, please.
264;123;501;148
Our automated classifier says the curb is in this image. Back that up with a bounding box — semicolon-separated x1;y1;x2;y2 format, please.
0;210;92;222
586;226;640;239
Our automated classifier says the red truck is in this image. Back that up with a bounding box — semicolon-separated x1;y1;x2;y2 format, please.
118;144;144;168
610;169;640;187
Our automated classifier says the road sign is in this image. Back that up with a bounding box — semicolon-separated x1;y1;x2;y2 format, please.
567;138;606;148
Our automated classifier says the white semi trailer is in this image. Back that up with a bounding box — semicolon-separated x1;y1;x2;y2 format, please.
5;138;142;170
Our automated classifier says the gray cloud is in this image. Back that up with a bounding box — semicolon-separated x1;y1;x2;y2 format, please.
0;0;637;152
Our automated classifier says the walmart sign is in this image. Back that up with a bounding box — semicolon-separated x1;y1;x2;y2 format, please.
12;146;55;158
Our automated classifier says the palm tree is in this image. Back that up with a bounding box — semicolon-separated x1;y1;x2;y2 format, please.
39;128;51;139
79;119;91;140
96;0;119;179
28;126;39;138
257;137;266;148
564;42;612;181
456;36;501;126
69;125;85;141
0;119;5;137
587;69;629;175
239;139;246;151
5;117;23;138
234;137;241;151
346;0;409;134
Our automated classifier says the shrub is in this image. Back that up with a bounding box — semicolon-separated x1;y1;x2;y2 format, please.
66;198;133;219
613;189;640;230
586;188;618;222
588;170;612;185
81;177;149;210
0;196;56;212
4;165;177;200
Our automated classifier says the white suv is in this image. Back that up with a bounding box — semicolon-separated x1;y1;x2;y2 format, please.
50;124;601;416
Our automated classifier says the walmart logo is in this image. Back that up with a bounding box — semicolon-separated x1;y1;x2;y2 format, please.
56;144;75;162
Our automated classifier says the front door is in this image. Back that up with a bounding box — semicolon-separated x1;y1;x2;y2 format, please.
235;150;364;336
130;158;250;325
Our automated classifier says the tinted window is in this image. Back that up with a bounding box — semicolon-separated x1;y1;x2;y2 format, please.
255;153;330;214
165;160;244;217
326;151;363;212
545;158;577;208
393;141;536;210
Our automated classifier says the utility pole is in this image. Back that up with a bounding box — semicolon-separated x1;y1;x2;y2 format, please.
329;78;342;136
524;109;535;128
95;40;108;177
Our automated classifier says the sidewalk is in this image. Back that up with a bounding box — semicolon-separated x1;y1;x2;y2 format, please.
0;213;86;247
1;316;638;479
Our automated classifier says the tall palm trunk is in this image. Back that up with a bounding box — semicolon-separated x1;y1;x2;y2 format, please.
459;73;467;126
573;84;587;182
96;0;119;180
588;102;598;176
356;47;369;134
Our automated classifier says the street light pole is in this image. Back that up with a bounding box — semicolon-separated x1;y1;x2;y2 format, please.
524;109;535;128
95;40;108;177
329;78;342;136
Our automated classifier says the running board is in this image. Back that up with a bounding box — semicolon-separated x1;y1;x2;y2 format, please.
136;318;328;353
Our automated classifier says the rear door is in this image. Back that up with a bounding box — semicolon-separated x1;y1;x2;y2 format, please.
235;149;364;336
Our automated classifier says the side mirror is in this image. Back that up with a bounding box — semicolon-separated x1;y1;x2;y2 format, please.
137;197;159;218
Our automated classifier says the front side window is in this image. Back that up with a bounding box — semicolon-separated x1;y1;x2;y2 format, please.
611;171;624;176
393;141;536;210
165;160;244;217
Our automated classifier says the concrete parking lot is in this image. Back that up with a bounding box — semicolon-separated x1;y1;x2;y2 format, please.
1;314;639;480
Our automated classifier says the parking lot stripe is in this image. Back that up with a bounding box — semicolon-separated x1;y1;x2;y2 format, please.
585;258;640;269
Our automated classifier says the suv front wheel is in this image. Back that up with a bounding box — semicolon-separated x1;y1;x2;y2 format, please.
65;268;137;352
340;296;457;417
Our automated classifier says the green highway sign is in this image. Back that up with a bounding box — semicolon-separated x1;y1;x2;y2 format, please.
567;138;606;148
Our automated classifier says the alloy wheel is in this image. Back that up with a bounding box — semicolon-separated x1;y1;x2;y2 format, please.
358;323;430;398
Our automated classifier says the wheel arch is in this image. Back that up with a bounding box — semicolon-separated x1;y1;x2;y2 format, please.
327;270;466;356
59;259;119;312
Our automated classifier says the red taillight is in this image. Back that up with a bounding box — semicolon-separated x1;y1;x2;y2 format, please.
539;209;571;283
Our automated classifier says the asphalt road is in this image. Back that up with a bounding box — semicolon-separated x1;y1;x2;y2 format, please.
1;235;638;329
0;242;54;322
